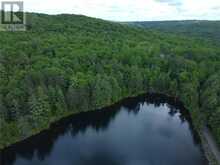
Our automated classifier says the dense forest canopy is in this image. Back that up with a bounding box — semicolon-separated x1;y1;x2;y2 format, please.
0;13;220;149
126;20;220;45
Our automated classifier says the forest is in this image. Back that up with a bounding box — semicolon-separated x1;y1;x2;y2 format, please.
127;20;220;45
0;13;220;149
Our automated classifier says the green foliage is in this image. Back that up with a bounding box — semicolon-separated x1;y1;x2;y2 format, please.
209;108;220;145
28;86;51;129
0;13;220;148
127;20;220;45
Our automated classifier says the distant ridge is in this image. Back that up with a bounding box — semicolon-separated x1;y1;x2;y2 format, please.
125;20;220;44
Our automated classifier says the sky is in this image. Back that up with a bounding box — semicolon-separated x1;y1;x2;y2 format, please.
2;0;220;21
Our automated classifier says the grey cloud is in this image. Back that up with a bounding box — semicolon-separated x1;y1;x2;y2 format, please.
155;0;184;14
155;0;182;7
211;6;220;10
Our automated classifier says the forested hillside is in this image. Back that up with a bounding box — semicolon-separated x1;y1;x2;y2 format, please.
127;20;220;45
0;13;220;149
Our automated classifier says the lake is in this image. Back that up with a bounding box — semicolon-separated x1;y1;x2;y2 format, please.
0;94;208;165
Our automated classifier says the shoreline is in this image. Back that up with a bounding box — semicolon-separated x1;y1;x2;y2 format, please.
1;92;219;165
201;127;220;165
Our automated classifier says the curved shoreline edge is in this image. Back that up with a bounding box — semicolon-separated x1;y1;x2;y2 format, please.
201;127;220;165
0;92;219;165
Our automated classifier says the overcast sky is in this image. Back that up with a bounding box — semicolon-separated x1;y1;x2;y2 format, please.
4;0;220;21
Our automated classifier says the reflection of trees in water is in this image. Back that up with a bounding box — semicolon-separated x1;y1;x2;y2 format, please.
1;104;121;165
1;128;59;165
68;107;121;137
0;93;201;165
144;93;201;146
122;96;145;115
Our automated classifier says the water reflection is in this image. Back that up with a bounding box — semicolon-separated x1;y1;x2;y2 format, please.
1;94;207;165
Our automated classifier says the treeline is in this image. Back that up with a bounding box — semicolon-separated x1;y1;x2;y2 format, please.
127;20;220;45
0;13;220;148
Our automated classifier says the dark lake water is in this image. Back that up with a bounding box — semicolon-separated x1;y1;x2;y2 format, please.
0;94;208;165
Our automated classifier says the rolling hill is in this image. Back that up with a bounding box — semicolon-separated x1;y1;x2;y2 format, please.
0;14;220;153
126;20;220;44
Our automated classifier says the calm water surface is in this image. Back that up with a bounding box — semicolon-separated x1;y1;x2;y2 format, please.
0;94;208;165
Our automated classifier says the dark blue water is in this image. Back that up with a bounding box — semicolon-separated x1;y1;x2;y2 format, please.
0;94;208;165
